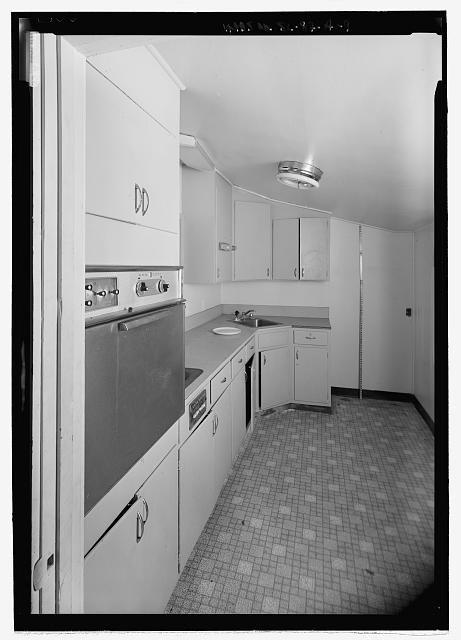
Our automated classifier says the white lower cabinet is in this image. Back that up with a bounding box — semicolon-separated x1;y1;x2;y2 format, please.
260;346;291;409
231;367;246;463
294;343;330;406
178;412;215;572
84;446;178;613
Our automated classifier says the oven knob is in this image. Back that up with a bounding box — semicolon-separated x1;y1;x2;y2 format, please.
85;283;93;291
158;280;170;293
85;300;93;307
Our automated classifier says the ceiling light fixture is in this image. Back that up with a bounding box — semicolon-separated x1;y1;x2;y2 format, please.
276;161;323;189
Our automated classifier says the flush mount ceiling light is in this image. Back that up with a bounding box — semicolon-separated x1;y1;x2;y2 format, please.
276;161;323;189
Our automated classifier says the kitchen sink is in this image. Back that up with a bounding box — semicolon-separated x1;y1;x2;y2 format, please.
185;367;203;388
235;317;281;328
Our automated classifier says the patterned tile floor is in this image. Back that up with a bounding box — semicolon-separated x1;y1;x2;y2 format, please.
166;396;434;615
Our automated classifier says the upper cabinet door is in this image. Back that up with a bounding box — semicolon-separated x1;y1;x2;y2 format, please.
234;201;272;281
299;218;330;280
273;218;299;280
86;64;179;234
215;173;233;282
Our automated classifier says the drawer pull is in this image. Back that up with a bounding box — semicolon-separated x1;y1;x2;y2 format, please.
221;377;227;384
305;336;315;340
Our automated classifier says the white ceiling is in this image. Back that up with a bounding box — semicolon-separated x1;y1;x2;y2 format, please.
152;34;441;231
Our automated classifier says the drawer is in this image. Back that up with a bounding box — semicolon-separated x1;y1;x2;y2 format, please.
293;328;329;346
245;337;256;362
257;328;290;350
210;361;232;404
231;346;246;378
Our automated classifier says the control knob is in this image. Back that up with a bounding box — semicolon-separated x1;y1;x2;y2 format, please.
157;279;170;293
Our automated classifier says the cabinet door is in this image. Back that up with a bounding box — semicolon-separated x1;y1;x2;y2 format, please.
299;218;330;280
231;367;246;463
84;447;178;613
213;386;232;502
234;202;272;280
216;173;233;282
135;447;178;613
179;413;215;571
260;346;291;409
84;499;142;613
294;346;329;404
273;218;299;280
86;64;179;234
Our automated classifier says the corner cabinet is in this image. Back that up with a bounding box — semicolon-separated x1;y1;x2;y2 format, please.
293;329;331;406
181;167;233;283
86;63;180;235
233;201;272;281
272;217;330;281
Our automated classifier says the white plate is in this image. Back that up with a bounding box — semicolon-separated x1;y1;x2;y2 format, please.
212;326;242;336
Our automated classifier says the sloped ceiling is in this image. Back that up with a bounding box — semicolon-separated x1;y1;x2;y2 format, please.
153;34;441;231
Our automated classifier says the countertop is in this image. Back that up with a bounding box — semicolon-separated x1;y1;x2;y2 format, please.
185;314;331;399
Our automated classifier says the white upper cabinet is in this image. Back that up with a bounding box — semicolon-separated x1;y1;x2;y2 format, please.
181;167;233;284
273;218;299;280
233;201;272;281
299;218;330;280
87;46;180;137
272;217;330;281
86;63;180;235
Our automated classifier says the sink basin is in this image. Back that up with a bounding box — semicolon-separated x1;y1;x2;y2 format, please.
235;317;281;328
185;367;203;388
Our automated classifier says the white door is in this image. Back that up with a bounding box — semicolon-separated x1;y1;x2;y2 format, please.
178;413;215;571
231;367;246;462
362;227;414;393
294;347;329;404
86;64;179;234
299;218;330;280
260;347;291;409
234;201;271;280
273;218;299;280
216;173;233;282
213;387;232;501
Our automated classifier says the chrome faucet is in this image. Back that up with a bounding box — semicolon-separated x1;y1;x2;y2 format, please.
234;309;255;321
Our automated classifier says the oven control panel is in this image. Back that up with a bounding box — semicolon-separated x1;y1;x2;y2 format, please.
85;267;183;319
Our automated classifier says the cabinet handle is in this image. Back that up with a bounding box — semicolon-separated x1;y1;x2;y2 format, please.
215;415;219;433
296;350;299;360
141;188;150;215
134;183;142;213
221;377;227;384
266;268;270;277
238;358;243;364
141;498;149;524
136;512;145;543
301;267;305;278
263;355;267;365
294;267;297;278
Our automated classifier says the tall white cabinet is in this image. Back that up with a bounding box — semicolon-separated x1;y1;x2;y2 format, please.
181;167;233;283
233;201;272;281
85;46;182;267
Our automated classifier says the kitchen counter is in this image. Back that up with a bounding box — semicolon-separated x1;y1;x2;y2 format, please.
185;313;331;399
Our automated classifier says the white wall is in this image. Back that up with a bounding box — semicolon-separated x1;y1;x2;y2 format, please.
362;227;414;393
183;283;221;317
414;224;434;420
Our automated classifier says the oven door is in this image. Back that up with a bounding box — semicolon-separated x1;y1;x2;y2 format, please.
85;302;185;514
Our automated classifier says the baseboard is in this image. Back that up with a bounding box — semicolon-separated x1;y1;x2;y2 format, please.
412;396;435;435
332;387;435;435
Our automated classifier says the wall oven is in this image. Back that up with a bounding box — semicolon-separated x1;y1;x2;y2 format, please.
84;266;184;515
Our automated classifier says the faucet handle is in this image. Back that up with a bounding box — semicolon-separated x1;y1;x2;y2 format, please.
234;310;241;320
